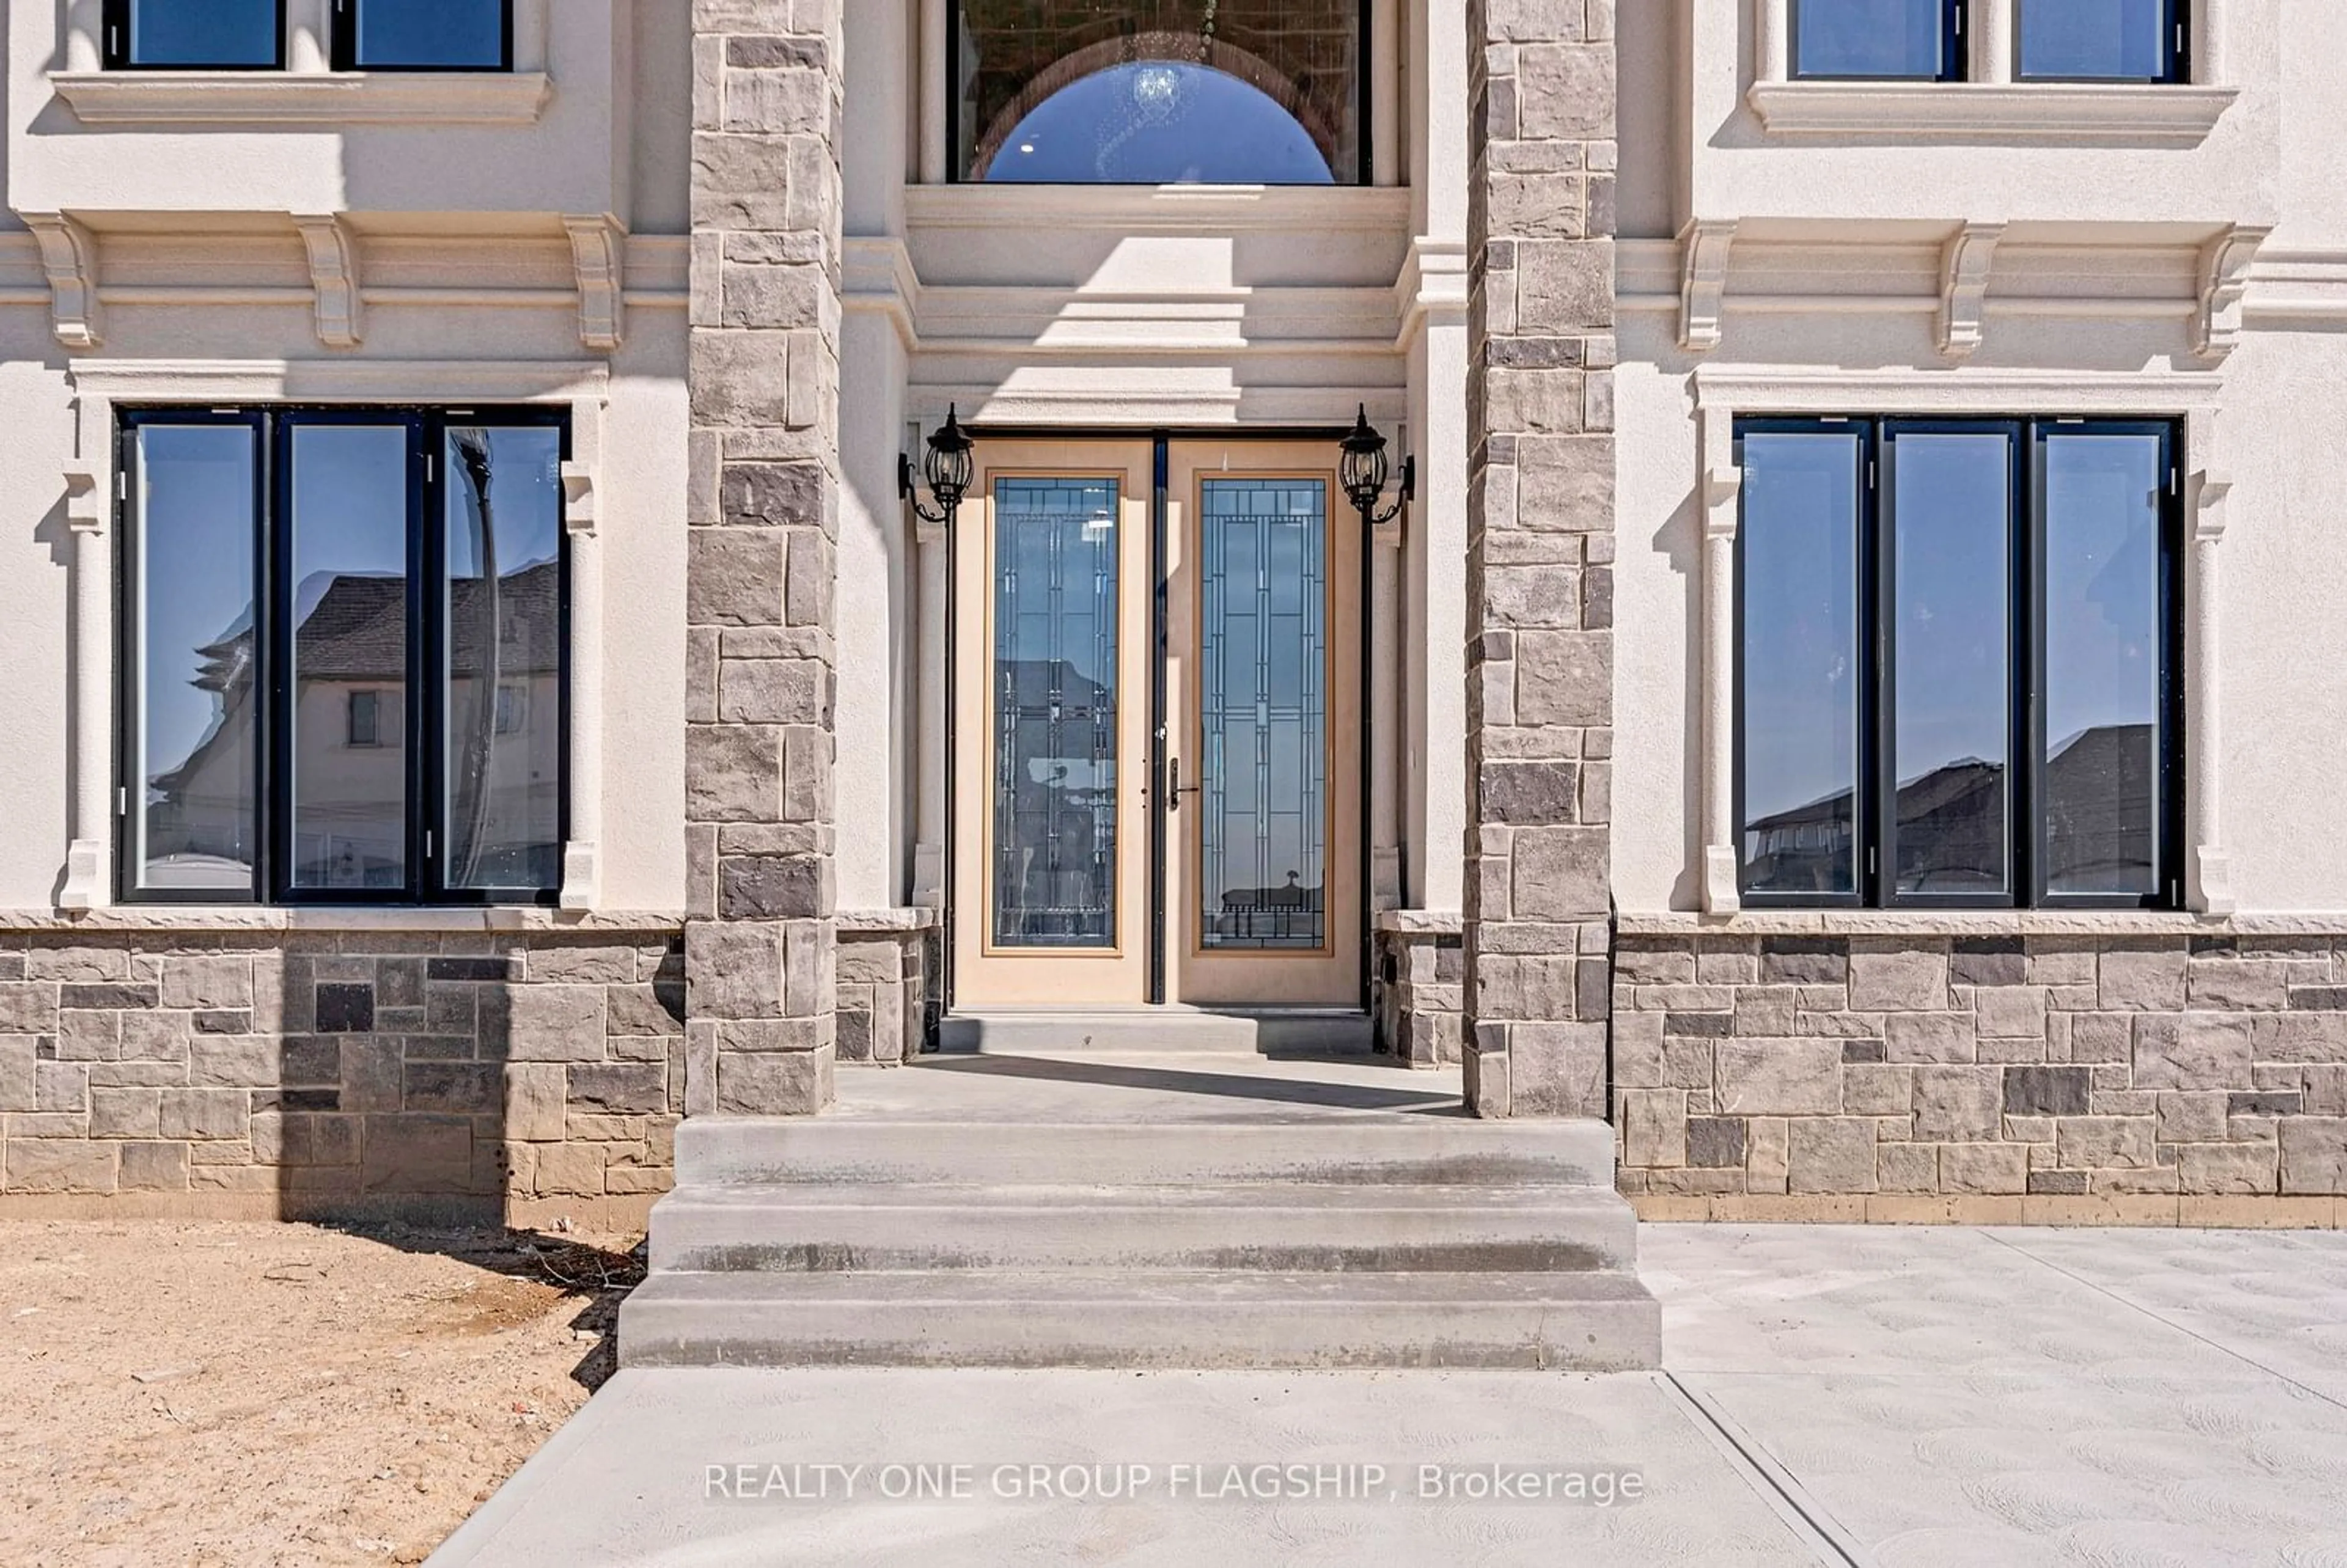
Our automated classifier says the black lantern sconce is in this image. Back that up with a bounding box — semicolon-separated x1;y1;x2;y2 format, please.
1339;405;1416;527
900;404;975;526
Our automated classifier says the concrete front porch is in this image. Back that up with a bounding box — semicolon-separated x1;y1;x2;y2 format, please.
435;1225;2347;1566
620;1052;1659;1371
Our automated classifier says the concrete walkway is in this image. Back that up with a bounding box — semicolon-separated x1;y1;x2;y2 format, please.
432;1226;2347;1566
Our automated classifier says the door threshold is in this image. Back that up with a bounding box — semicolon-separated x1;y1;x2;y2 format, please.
936;1006;1375;1058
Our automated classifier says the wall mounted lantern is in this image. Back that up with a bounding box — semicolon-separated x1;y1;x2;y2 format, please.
900;405;975;526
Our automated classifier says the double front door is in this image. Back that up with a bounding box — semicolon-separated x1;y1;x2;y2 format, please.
951;439;1362;1011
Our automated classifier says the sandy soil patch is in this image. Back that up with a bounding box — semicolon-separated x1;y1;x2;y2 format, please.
0;1220;642;1567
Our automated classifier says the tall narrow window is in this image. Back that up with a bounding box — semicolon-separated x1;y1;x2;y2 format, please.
443;425;564;892
1738;425;1865;900
1791;0;1961;80
1735;417;2180;909
336;0;512;71
127;419;262;895
1885;424;2016;902
2039;426;2170;896
953;1;1366;184
284;421;414;893
2018;0;2184;82
990;478;1122;948
1198;477;1329;951
107;0;285;69
121;408;567;906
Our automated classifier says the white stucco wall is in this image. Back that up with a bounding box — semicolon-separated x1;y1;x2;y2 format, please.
1612;0;2347;915
0;0;689;913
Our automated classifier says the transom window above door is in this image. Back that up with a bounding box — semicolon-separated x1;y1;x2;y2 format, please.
103;0;513;71
952;1;1367;185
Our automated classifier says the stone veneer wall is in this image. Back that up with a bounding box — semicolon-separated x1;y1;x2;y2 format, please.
1614;923;2347;1223
0;923;684;1227
836;915;938;1066
1375;917;1464;1067
1461;0;1620;1116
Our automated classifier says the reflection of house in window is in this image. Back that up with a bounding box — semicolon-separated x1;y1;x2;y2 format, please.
141;623;258;884
151;561;564;892
494;683;528;737
348;689;384;748
1744;724;2154;896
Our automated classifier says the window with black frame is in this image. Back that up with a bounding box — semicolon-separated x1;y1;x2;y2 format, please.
332;0;513;71
1735;416;2181;909
104;0;287;69
2018;0;2187;82
1791;0;1964;80
120;407;567;905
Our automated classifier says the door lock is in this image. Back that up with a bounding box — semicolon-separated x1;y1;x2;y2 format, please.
1169;756;1202;811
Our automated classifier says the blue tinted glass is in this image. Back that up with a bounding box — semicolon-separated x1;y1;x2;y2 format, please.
1794;0;1947;77
354;0;505;68
984;62;1334;185
133;425;259;893
127;0;280;66
288;425;411;892
1739;431;1863;898
2041;431;2164;896
444;427;564;892
1889;430;2013;896
2019;0;2172;79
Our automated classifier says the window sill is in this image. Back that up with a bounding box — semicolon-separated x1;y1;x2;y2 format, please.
1744;81;2238;147
50;70;554;127
1620;910;2263;937
0;906;682;934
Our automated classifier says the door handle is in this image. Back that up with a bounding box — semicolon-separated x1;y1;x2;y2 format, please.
1169;756;1202;811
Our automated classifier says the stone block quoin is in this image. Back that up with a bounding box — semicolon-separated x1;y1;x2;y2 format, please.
685;0;849;1118
1461;0;1619;1118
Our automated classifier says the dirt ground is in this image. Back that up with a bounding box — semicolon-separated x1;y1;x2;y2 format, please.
0;1219;644;1567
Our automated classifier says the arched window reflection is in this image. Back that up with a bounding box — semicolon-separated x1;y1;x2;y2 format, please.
982;61;1334;185
954;3;1364;185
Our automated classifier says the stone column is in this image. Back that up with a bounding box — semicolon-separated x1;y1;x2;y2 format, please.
685;1;846;1118
1460;0;1617;1118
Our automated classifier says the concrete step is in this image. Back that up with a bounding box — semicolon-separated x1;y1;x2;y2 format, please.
675;1116;1619;1189
938;1009;1374;1055
617;1268;1662;1371
647;1182;1640;1274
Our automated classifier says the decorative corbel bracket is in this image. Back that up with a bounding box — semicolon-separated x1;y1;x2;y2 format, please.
1703;462;1745;520
23;213;103;350
564;214;628;353
2192;470;2233;546
1937;222;2005;362
62;467;104;535
563;395;601;535
292;214;364;350
1678;219;1737;354
562;462;597;535
2194;224;2270;361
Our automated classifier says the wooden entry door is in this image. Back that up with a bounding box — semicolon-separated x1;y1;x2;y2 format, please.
951;442;1156;1007
1163;441;1362;1009
949;438;1361;1013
